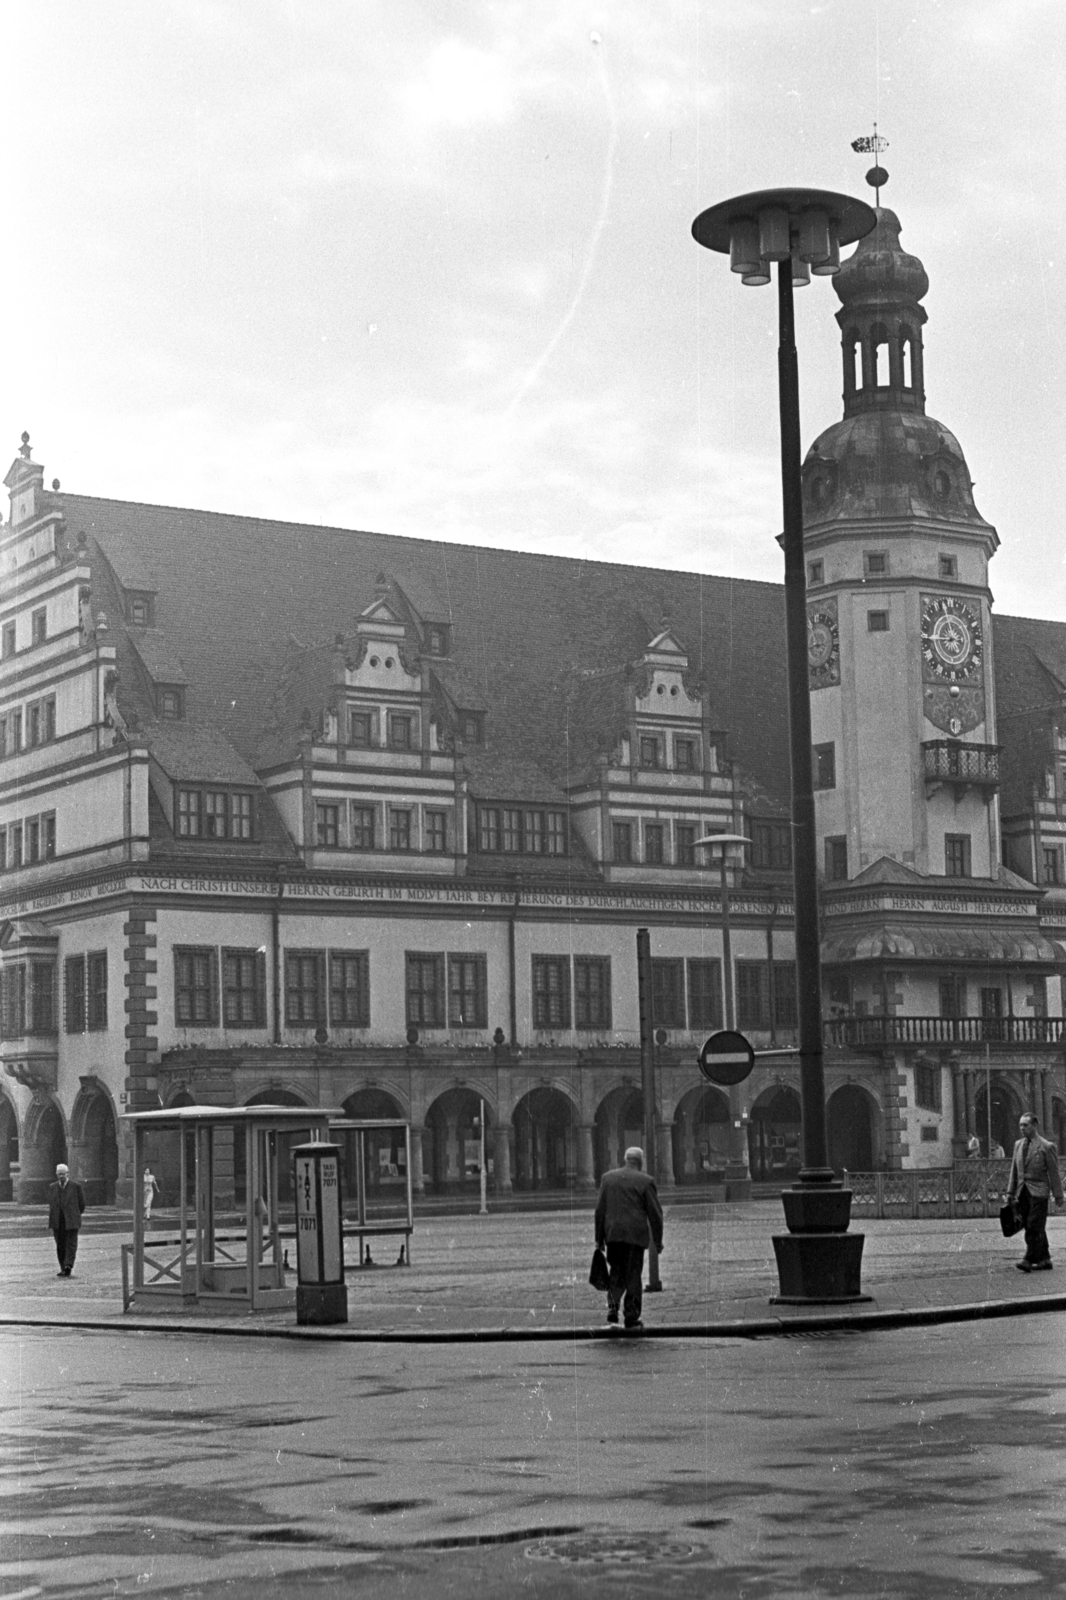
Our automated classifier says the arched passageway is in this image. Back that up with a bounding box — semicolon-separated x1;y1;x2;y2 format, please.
827;1084;876;1174
975;1079;1022;1157
594;1086;645;1180
748;1087;802;1181
340;1088;408;1198
424;1087;490;1194
0;1097;18;1201
512;1088;575;1191
73;1089;119;1206
20;1101;67;1202
672;1085;730;1184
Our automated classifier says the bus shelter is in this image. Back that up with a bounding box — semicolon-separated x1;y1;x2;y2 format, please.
122;1104;341;1313
331;1119;414;1265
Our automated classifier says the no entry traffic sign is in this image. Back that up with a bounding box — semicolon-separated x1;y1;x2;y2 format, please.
698;1029;755;1086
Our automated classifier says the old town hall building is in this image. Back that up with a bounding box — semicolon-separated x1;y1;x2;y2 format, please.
3;201;1066;1206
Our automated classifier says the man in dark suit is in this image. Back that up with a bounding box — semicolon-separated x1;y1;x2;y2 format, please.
1006;1113;1064;1273
593;1146;664;1331
47;1163;86;1277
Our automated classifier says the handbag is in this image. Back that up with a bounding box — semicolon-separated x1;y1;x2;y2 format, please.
589;1248;610;1291
999;1202;1022;1238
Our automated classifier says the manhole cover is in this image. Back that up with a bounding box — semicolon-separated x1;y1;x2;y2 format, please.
526;1534;698;1566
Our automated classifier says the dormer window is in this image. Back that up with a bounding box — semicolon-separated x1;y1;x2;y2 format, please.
460;712;483;745
128;594;154;627
425;625;449;656
935;471;951;500
158;688;184;720
177;787;254;841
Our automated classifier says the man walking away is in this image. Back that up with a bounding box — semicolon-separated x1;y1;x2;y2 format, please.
1006;1113;1063;1273
594;1146;664;1331
47;1163;86;1277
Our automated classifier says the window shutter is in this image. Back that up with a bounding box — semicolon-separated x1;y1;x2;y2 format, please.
317;951;328;1024
208;950;220;1027
256;950;267;1027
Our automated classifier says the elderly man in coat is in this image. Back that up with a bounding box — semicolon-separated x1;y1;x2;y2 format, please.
47;1163;86;1277
1006;1112;1064;1273
593;1146;664;1331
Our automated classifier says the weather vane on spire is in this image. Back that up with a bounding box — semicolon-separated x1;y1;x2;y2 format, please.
851;126;889;205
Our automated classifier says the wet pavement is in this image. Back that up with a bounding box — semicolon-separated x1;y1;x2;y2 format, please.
1;1198;1065;1339
5;1314;1066;1598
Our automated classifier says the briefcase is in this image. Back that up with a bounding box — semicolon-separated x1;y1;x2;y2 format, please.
999;1202;1022;1238
589;1248;610;1291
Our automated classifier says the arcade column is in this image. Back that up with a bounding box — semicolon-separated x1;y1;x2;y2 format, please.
409;1126;425;1196
575;1124;596;1190
493;1123;513;1193
655;1122;675;1187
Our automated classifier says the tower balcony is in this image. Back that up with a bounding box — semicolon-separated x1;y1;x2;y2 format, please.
922;739;1000;794
824;1015;1065;1052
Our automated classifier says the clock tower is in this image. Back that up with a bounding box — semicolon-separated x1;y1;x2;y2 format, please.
801;195;1000;882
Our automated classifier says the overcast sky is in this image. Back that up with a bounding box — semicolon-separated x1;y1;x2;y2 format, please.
4;1;1064;620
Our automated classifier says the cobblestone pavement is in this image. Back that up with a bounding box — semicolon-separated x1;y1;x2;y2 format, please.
2;1199;1065;1337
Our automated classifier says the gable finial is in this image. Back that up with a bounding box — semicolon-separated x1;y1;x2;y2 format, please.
19;431;31;460
851;126;889;206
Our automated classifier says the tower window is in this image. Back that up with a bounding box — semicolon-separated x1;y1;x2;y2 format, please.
872;326;890;386
935;471;951;500
938;554;958;580
845;330;861;391
825;836;848;881
864;551;887;577
867;611;890;633
31;609;47;646
813;743;836;790
900;334;914;389
945;833;972;878
807;560;824;586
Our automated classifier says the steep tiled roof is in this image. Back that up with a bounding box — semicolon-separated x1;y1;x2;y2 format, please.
993;613;1066;816
462;750;567;804
146;721;261;784
61;494;793;802
129;629;189;686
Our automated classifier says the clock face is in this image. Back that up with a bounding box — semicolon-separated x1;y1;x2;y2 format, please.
920;595;983;684
807;601;840;690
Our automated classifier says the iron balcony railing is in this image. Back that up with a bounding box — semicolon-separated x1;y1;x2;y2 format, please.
824;1015;1066;1049
845;1162;1011;1219
922;739;1001;787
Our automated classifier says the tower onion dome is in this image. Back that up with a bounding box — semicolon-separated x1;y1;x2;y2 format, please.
801;206;993;533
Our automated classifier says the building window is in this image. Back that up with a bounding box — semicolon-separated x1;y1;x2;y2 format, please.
174;947;218;1026
129;596;153;626
1;622;14;659
945;833;972;878
389;809;412;851
939;554;958;580
813;743;836;789
863;552;887;577
351;805;375;850
1;964;26;1038
935;470;951;499
203;791;228;840
9;823;21;870
938;974;965;1016
424;810;447;853
532;956;570;1029
674;738;696;772
477;806;567;856
825;836;848;881
639;735;661;769
349;710;373;748
64;955;86;1033
687;959;723;1030
1043;845;1062;885
0;708;22;758
651;958;685;1029
329;951;370;1028
915;1062;942;1112
30;963;56;1034
574;956;611;1029
546;812;566;855
285;950;325;1027
676;823;696;867
479;808;500;852
645;823;664;865
612;821;633;863
177;789;201;837
736;961;797;1031
25;818;39;864
158;689;183;719
315;803;340;847
230;793;251;840
501;808;522;853
750;819;791;871
525;810;544;854
406;953;444;1027
222;949;266;1028
31;608;47;645
807;560;824;586
388;713;414;751
868;610;889;632
26;699;54;748
448;954;487;1028
87;951;108;1031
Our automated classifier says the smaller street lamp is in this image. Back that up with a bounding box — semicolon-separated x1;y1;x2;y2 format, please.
697;832;752;1195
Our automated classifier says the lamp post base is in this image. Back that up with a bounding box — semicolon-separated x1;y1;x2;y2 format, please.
724;1166;752;1202
296;1283;349;1325
770;1233;869;1303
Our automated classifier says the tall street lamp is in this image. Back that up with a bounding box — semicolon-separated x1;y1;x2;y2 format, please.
692;188;876;1301
696;831;752;1196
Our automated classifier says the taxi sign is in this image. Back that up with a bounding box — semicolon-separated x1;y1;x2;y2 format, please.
698;1029;755;1086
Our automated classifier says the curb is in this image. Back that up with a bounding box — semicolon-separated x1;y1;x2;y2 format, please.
4;1291;1066;1343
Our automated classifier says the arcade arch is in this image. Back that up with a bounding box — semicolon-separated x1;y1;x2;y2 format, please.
0;1095;17;1200
512;1086;576;1191
827;1084;878;1174
748;1086;802;1181
672;1084;730;1184
21;1099;67;1202
340;1087;409;1197
975;1077;1023;1157
71;1084;119;1206
239;1088;311;1205
424;1086;492;1194
594;1085;644;1180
